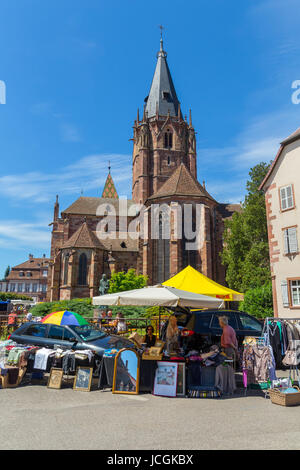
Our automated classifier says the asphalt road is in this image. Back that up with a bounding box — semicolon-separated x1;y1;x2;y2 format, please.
1;377;300;450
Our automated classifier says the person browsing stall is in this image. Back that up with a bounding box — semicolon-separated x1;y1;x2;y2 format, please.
143;325;157;348
219;315;238;359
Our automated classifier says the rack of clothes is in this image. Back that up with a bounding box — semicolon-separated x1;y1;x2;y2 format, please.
186;345;236;397
242;338;277;394
262;317;300;368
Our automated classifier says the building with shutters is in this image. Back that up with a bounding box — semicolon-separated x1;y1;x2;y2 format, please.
4;254;50;302
47;36;240;301
260;127;300;317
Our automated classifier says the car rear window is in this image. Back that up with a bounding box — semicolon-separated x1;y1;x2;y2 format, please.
194;314;213;331
211;314;238;329
24;324;48;337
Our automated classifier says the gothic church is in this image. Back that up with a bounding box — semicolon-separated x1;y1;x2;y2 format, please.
47;37;239;301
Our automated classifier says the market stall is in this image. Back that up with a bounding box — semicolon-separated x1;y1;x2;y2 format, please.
93;285;239;398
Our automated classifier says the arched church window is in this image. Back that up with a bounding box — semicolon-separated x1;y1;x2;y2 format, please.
167;155;171;166
78;253;88;285
63;253;69;285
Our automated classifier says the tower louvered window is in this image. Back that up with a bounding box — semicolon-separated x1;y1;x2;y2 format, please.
164;131;173;149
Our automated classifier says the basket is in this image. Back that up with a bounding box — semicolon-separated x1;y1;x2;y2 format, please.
267;386;300;406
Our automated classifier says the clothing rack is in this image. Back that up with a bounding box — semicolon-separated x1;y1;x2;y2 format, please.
262;317;300;388
262;317;300;347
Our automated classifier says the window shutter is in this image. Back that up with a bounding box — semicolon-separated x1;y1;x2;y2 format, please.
281;280;289;307
280;187;287;210
284;229;289;254
289;227;298;253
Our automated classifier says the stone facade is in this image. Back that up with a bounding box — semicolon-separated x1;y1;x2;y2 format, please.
47;38;240;301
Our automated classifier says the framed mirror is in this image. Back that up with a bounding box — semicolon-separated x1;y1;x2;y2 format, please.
112;348;140;395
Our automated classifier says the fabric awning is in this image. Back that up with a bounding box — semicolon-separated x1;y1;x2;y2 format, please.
163;265;244;301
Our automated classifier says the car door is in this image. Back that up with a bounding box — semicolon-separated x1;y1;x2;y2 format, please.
237;313;263;338
210;312;239;344
14;323;49;348
46;324;80;350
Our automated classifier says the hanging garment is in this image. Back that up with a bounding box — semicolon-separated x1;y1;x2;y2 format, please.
281;322;289;355
215;365;236;394
268;322;282;367
242;345;273;384
33;348;55;371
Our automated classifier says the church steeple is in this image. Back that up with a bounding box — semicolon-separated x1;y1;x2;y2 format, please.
101;164;119;199
145;33;180;118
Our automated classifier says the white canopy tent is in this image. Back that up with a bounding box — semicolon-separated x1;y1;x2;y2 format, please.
93;285;224;309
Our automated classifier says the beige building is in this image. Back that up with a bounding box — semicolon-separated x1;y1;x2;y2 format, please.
260;127;300;317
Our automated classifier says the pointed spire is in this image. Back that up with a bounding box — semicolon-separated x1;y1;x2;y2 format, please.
189;109;193;127
54;195;59;222
178;102;181;120
143;104;147;122
145;32;180;118
137;108;140;122
102;166;119;199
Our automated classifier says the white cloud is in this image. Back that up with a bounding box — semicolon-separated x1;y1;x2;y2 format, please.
0;153;132;204
0;220;51;251
199;106;300;203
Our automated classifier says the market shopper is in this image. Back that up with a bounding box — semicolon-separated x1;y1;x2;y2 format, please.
7;309;18;331
219;316;238;359
143;325;157;348
166;315;180;354
116;312;127;333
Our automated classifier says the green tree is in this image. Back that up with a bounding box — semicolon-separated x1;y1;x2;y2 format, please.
221;162;271;293
108;269;147;293
4;266;10;279
240;281;273;319
30;298;94;317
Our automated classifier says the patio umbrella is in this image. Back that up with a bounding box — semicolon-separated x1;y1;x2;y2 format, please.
42;310;89;326
93;285;223;309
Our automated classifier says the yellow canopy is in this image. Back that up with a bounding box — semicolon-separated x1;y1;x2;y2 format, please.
163;265;244;301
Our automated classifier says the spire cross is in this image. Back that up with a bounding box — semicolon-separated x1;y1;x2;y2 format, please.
108;160;111;174
159;24;164;40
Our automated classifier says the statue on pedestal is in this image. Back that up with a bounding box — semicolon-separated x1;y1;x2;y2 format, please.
99;273;109;296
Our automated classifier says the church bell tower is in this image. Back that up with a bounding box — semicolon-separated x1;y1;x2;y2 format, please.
132;35;197;204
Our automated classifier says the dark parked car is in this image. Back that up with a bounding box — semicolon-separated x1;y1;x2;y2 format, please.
10;322;133;359
162;309;263;353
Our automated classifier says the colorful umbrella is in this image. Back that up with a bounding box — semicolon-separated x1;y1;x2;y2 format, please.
42;310;89;326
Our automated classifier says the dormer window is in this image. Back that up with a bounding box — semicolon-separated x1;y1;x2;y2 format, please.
162;91;171;102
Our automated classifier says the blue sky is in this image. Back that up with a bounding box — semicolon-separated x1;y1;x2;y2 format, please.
1;0;300;276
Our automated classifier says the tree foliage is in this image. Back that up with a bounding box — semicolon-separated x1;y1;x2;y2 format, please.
0;292;33;301
221;162;271;293
108;269;147;294
240;281;273;319
4;266;10;279
30;298;94;317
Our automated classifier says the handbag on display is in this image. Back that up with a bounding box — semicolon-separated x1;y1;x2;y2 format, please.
282;341;300;366
282;340;300;366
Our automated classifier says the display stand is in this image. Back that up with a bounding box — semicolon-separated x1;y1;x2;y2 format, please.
0;367;27;388
98;356;158;392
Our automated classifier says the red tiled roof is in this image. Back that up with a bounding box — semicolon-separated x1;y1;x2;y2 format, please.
260;126;300;191
147;163;217;202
